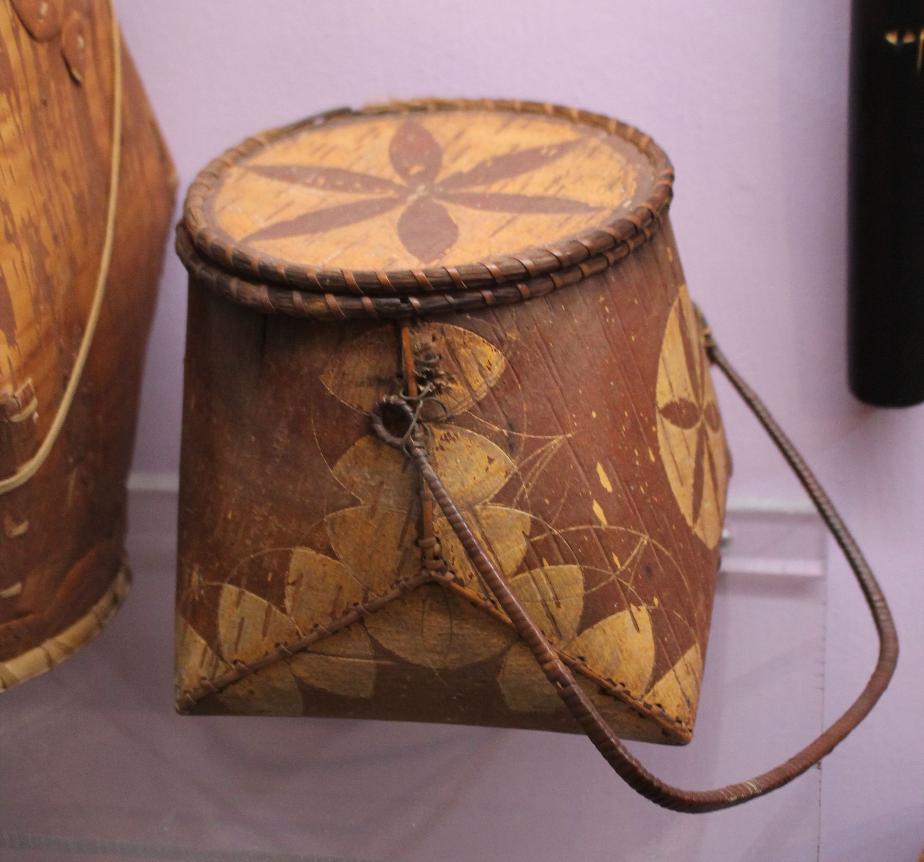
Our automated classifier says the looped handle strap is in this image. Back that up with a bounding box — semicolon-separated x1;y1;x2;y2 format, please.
371;311;898;813
0;0;122;497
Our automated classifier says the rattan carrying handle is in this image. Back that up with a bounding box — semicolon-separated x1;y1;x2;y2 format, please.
371;312;898;813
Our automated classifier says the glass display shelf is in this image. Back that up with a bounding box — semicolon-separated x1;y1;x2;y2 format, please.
0;490;827;862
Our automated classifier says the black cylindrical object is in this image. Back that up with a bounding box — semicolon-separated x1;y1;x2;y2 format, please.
848;0;924;407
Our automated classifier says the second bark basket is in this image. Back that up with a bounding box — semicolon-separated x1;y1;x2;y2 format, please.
174;99;895;812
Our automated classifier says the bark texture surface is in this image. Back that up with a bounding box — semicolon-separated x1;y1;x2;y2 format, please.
0;0;176;688
175;101;728;744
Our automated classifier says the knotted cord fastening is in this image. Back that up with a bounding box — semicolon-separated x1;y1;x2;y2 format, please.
369;395;426;456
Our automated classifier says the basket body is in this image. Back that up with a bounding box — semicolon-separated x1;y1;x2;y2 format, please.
0;0;176;688
175;101;729;744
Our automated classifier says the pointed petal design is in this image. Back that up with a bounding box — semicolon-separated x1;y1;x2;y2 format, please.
333;424;514;512
243;196;403;243
246;163;403;194
691;426;706;525
643;643;703;724
396;197;459;263
319;321;506;416
438;190;600;214
325;505;420;590
175;618;229;696
389;120;442;185
508;565;585;643
659;398;700;429
285;548;364;632
430;426;517;508
366;583;513;669
290;625;378;699
564;605;655;697
676;294;704;403
331;435;419;511
216;585;299;664
437;139;582;190
498;642;674;742
434;504;531;589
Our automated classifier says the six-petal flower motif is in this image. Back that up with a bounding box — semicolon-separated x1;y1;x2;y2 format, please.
243;119;603;263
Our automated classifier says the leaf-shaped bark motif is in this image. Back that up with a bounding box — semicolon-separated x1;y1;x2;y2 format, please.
175;618;229;696
320;322;506;416
643;643;703;726
325;506;420;589
331;435;418;511
655;284;729;549
508;565;584;643
430;425;516;508
216;585;300;665
434;504;530;588
333;425;514;511
497;643;669;741
366;583;513;669
218;661;304;716
319;324;398;414
389;120;442;185
243;195;402;243
396;197;458;263
437;139;581;190
285;548;363;633
424;323;507;415
290;625;378;699
564;605;654;697
247;163;403;194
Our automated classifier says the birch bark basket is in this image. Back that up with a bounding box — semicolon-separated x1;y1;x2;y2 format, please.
0;0;176;689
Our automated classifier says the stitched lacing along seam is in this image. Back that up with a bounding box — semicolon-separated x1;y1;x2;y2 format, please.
178;562;690;735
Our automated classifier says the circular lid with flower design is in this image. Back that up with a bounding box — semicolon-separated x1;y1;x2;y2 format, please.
181;99;674;296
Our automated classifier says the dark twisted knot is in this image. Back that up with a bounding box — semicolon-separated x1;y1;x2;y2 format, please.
369;395;425;454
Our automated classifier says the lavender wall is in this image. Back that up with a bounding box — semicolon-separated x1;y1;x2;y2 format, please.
118;1;923;858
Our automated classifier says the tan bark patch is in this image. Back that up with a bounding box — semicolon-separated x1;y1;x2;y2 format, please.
290;625;378;699
508;564;585;643
564;605;655;697
366;583;514;669
216;585;300;664
643;642;703;726
429;425;516;507
320;321;506;416
325;506;420;589
497;642;671;743
434;504;531;588
285;548;364;632
331;435;417;510
175;618;229;695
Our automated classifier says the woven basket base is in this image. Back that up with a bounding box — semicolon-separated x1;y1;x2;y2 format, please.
0;560;131;691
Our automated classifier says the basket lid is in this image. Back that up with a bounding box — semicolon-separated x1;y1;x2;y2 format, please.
180;99;673;311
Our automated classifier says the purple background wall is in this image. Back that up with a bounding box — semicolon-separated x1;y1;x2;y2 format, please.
117;1;923;858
